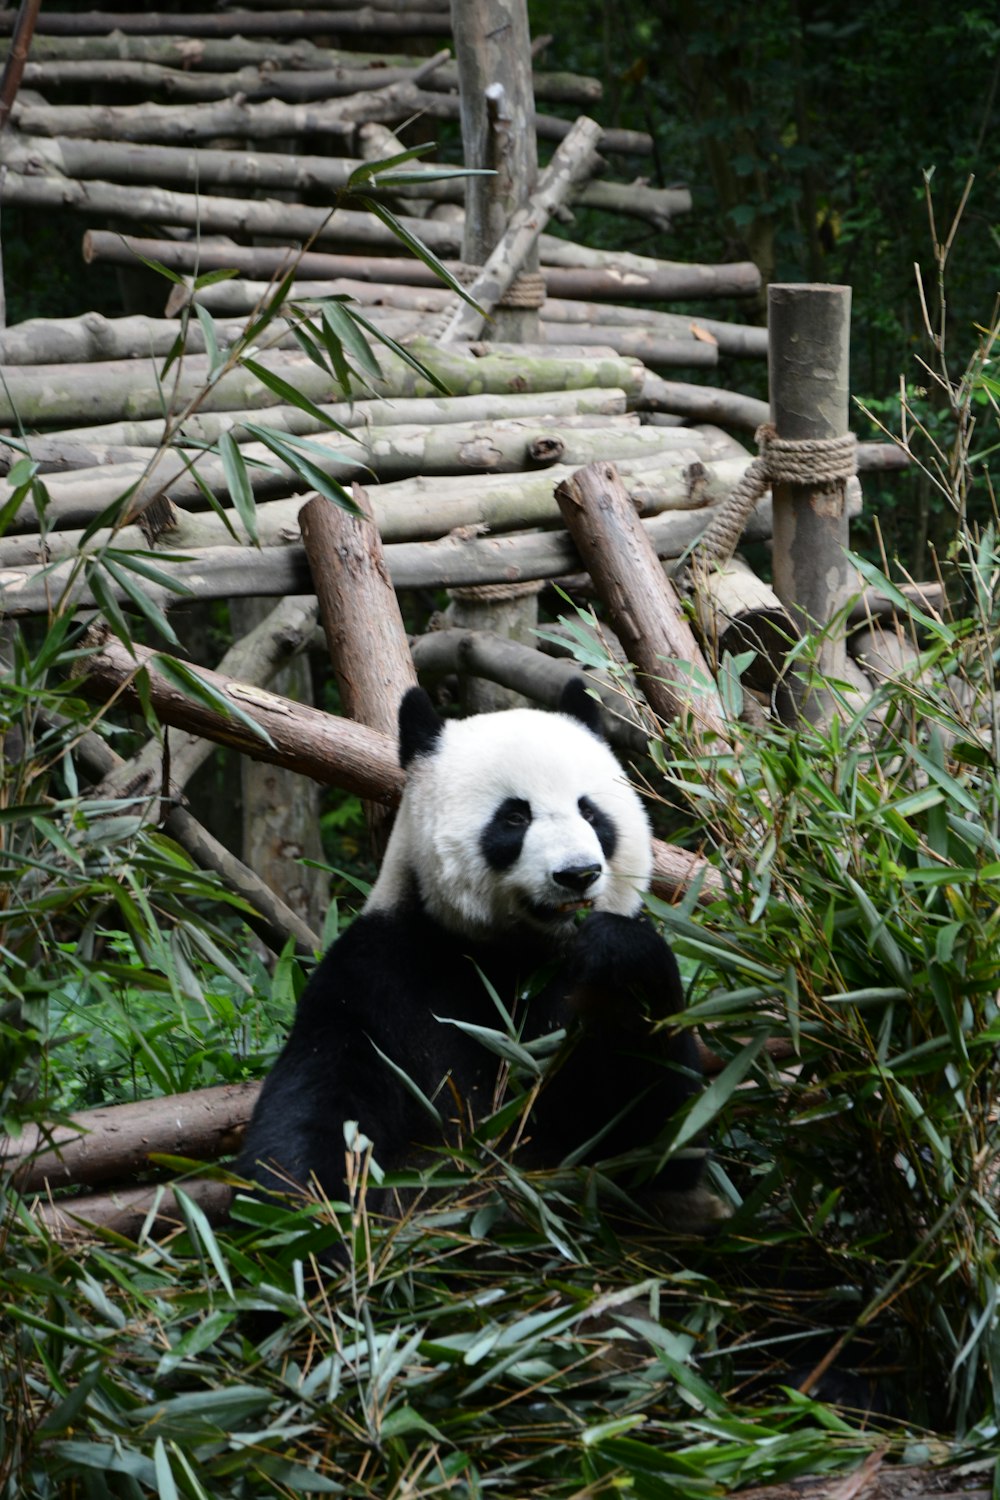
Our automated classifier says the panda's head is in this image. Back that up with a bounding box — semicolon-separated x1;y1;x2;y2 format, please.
366;680;653;939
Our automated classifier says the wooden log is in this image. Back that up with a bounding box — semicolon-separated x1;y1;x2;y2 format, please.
768;283;854;722
300;484;416;849
18;58;607;109
31;1179;235;1241
691;555;799;716
1;170;472;259
555;462;729;741
0;421;706;533
82;230;758;303
0;0;42;134
11;80;652;156
0;336;645;427
6;386;631;454
442;114;602;343
453;0;540;345
0;9;454;38
74;634;405;805
3;1082;261;1193
641;373;770;431
2;477;788;614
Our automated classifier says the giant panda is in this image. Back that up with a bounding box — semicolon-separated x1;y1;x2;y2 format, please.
237;679;704;1216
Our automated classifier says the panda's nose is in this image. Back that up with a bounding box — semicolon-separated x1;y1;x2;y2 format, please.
553;863;601;894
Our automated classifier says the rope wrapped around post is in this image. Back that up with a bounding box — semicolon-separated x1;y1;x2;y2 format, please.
683;423;858;575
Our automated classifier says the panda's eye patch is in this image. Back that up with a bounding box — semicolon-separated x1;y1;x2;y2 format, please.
578;796;617;859
481;797;532;870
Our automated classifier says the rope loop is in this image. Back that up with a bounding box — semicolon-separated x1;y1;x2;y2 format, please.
497;270;547;309
685;423;858;574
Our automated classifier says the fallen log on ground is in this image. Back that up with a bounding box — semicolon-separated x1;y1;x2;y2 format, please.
3;1082;261;1193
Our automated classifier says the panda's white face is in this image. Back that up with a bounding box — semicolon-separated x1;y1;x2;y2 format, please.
366;692;652;939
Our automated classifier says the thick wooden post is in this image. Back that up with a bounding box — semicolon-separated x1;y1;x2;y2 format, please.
451;0;540;343
769;283;852;720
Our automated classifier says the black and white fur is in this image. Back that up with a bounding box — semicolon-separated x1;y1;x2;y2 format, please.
238;680;702;1209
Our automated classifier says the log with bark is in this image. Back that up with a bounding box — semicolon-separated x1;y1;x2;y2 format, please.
555;461;729;742
0;420;709;533
0;8;455;38
83;230;760;303
3;1082;261;1193
73;632;405;805
10;80;653;156
0;336;646;427
4;385;631;458
4;472;789;616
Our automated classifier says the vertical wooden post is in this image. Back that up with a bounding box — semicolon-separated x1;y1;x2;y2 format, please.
451;0;540;343
449;0;542;707
769;282;853;720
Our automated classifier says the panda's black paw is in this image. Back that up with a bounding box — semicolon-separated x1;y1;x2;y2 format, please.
566;911;684;1016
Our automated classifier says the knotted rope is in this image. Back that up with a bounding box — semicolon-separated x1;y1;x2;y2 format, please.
686;422;857;572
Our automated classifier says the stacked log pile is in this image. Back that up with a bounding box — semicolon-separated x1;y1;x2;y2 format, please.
0;3;912;1228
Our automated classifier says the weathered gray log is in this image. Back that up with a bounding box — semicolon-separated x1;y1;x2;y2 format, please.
555;461;729;742
691;555;799;713
442;113;603;343
0;421;705;533
542;321;718;368
640;373;770;431
1;171;472;259
768;283;854;721
83;230;759;303
9;386;630;454
1;9;454;37
20;57;605;112
75;635;405;805
2;488;783;616
3;1081;261;1193
0;449;732;564
541;298;765;357
0;337;645;427
11;80;651;156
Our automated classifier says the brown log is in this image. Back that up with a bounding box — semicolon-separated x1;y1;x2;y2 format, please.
31;1179;234;1241
0;0;42;133
3;1082;261;1193
74;633;405;806
555;461;729;742
300;484;416;850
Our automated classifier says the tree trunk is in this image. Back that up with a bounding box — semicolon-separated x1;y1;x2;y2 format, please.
3;1082;260;1193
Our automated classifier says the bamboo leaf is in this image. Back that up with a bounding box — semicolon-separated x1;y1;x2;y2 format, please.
217;429;258;545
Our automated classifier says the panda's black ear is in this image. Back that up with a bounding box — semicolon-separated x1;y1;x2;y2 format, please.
399;686;444;768
558;677;606;741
